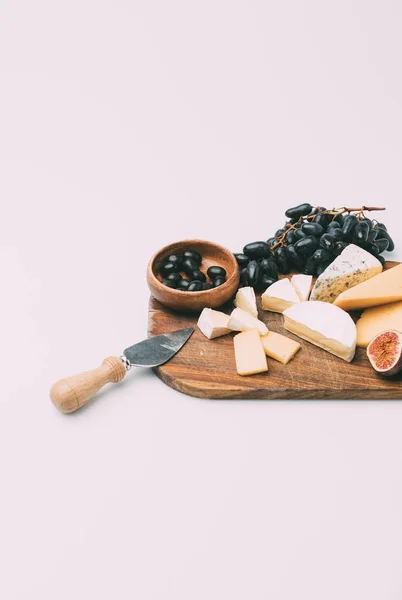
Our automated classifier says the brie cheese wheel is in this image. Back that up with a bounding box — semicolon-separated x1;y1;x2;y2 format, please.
356;301;402;348
197;308;231;339
334;263;402;311
261;278;300;313
291;274;313;302
234;286;258;317
228;307;268;336
283;301;357;362
260;331;301;365
310;244;382;303
234;329;268;376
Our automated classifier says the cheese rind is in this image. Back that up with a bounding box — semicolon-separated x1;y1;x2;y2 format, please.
234;286;258;317
283;301;356;362
228;308;268;335
261;278;300;313
260;331;301;364
310;244;382;304
334;263;402;311
356;301;402;348
197;308;231;340
291;274;313;302
233;329;268;376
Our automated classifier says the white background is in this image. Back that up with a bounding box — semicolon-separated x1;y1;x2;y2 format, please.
1;1;402;598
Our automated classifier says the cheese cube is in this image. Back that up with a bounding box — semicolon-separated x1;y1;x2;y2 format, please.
260;331;301;365
234;329;268;376
356;301;402;348
197;308;231;340
228;308;268;336
234;286;258;317
261;278;300;313
291;274;313;302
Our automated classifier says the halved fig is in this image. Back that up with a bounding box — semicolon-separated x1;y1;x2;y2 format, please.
367;330;402;376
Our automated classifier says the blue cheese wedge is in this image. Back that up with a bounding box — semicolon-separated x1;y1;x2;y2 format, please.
310;244;382;303
283;301;356;362
234;286;258;317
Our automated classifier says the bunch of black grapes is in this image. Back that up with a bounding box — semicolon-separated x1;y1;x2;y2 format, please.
234;203;394;290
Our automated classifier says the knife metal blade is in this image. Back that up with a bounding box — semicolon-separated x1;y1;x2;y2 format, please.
123;327;194;368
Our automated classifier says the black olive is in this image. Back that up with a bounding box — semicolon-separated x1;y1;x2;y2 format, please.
234;253;249;268
166;254;183;266
260;257;278;278
207;266;227;280
285;203;313;219
342;215;358;239
354;221;370;243
286;245;304;270
188;281;204;291
239;268;249;287
243;241;270;259
202;282;213;290
301;222;324;236
162;279;178;288
166;272;182;282
183;250;202;266
327;221;341;230
213;276;226;287
375;238;390;253
176;279;191;290
260;275;276;288
182;258;199;276
275;247;290;274
294;236;319;257
319;234;335;251
191;270;206;282
160;262;179;276
246;260;260;288
333;241;348;256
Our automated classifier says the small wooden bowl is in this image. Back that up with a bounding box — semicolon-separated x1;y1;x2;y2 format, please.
147;239;240;313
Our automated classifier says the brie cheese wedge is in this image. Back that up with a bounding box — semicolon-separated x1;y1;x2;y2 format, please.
283;301;357;362
291;274;313;302
197;308;231;339
261;278;300;313
228;307;268;336
234;286;258;317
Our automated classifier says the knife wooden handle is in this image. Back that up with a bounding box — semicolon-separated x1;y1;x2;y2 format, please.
50;357;127;414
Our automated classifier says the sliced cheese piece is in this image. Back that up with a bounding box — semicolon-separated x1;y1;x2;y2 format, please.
260;331;301;365
334;263;402;311
234;329;268;376
234;286;258;317
310;244;382;303
291;274;313;301
197;308;231;340
228;308;268;336
261;278;300;313
356;301;402;348
283;301;356;362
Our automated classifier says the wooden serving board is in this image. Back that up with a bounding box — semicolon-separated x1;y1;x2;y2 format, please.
148;262;402;399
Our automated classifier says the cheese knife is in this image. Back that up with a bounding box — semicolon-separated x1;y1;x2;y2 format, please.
50;328;194;414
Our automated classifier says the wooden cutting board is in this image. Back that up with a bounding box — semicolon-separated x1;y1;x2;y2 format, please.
147;261;402;399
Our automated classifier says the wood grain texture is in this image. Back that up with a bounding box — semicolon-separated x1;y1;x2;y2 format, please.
148;262;402;400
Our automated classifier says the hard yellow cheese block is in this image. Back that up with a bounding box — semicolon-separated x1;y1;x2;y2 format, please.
356;301;402;347
233;329;268;376
334;263;402;311
260;331;301;365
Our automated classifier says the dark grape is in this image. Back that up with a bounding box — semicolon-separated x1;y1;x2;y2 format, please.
327;221;341;230
376;222;387;231
342;214;358;239
319;234;335;251
275;229;285;237
360;218;373;230
316;261;332;277
301;222;324;236
354;221;370;243
294;236;319;257
275;247;290;274
333;241;348;256
246;260;260;288
333;213;345;226
314;213;329;228
239;268;248;287
286;229;298;244
260;257;278;278
294;228;307;240
376;229;394;251
375;238;390;253
308;207;320;216
304;256;318;276
260;274;276;289
285;203;313;219
368;229;379;242
266;237;278;248
364;242;380;256
326;228;343;241
286;245;304;270
378;255;386;266
243;241;270;259
312;248;333;263
234;253;249;268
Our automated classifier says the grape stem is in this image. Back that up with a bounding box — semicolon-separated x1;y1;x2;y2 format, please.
271;205;386;251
